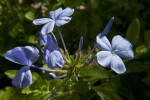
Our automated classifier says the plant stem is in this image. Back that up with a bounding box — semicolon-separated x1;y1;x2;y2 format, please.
80;45;97;64
56;26;71;61
30;65;67;73
87;45;97;57
46;76;70;100
56;26;67;51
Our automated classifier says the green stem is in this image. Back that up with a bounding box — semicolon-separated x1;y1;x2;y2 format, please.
46;76;70;100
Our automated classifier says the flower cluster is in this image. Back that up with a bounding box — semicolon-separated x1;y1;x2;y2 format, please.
4;7;134;100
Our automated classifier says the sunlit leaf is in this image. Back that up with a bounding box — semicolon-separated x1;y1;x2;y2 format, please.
4;70;18;79
27;35;38;44
0;87;13;100
136;45;148;54
25;11;35;21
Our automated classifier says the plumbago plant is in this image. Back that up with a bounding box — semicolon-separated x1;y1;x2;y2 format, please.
3;7;134;100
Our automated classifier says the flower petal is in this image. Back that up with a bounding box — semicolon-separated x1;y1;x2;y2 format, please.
5;46;39;66
102;17;114;36
112;35;134;59
58;7;74;18
96;33;111;51
12;66;32;88
49;73;66;79
49;7;63;19
97;51;112;67
58;16;72;22
111;54;126;74
55;17;71;26
48;73;56;79
43;48;49;64
32;18;52;25
46;50;65;69
40;21;55;34
40;34;57;51
22;46;39;65
5;47;28;65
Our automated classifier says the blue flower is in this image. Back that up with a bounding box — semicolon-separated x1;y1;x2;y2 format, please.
96;35;134;74
33;7;74;34
40;34;65;69
5;46;39;88
96;17;134;74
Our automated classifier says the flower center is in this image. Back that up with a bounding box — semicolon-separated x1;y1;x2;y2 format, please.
111;51;115;54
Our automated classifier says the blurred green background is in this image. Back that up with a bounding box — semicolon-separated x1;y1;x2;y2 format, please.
0;0;150;100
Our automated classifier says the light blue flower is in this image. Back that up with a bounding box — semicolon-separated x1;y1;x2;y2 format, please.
33;7;74;34
40;34;65;69
97;35;134;74
96;17;134;74
5;46;39;88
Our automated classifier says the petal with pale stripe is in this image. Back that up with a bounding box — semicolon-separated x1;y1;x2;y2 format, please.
111;54;126;74
96;33;111;51
112;35;134;59
58;7;74;18
33;18;52;25
40;21;55;34
5;46;39;66
12;66;32;88
97;51;112;68
49;7;63;19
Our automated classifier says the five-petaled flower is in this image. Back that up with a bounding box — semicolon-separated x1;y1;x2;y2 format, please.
96;17;134;74
5;46;39;88
33;7;74;34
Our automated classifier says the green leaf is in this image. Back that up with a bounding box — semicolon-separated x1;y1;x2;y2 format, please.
96;90;122;100
126;61;149;73
80;67;113;81
0;21;2;26
144;30;150;47
126;18;140;45
25;11;35;21
143;69;150;84
136;45;148;54
90;0;99;8
94;82;118;92
118;86;134;100
24;91;50;100
27;35;38;44
73;78;89;93
143;76;150;84
4;70;18;79
0;87;13;100
9;23;24;38
93;82;122;100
